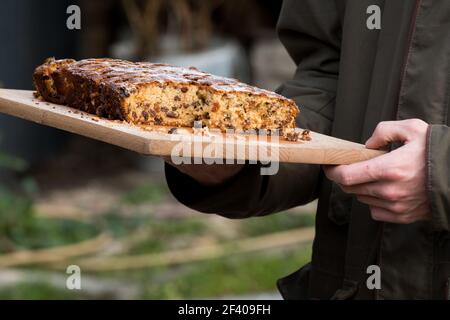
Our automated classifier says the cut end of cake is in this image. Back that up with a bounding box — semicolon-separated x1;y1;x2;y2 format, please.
33;57;76;104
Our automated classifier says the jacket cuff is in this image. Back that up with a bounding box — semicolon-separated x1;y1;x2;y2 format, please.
164;163;264;218
427;124;450;232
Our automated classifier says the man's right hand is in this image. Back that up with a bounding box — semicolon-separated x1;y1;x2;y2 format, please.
164;157;244;187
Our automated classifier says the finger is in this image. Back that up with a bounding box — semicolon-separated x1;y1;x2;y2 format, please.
365;121;412;149
369;206;420;224
323;156;387;186
370;207;412;224
369;206;398;223
341;181;407;202
356;195;405;213
340;181;386;197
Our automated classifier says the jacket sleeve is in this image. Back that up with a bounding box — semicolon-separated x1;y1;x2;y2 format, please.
165;0;342;218
427;124;450;232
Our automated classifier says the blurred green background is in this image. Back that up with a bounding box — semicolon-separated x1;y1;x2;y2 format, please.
0;143;315;299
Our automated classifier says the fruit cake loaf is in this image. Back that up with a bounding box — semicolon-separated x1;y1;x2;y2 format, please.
33;57;299;132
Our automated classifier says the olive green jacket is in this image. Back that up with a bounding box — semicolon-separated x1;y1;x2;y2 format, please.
166;0;450;299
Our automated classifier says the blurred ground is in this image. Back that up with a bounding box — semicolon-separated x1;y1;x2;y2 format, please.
0;135;316;299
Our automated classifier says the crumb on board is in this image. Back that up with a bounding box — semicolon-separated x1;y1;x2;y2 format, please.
284;129;312;142
301;129;312;141
33;91;45;101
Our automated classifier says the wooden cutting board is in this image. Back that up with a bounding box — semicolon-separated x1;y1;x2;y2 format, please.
0;89;385;164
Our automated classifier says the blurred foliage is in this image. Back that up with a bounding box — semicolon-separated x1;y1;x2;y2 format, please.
142;247;312;299
127;217;206;255
0;246;311;300
0;151;98;253
1;215;98;253
0;149;314;299
0;281;113;300
93;211;148;238
241;213;315;237
0;152;28;172
0;282;83;300
91;211;206;254
121;183;168;205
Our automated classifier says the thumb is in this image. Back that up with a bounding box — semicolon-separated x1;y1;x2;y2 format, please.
365;121;410;149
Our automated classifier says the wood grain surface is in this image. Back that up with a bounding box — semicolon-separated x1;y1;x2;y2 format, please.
0;89;386;164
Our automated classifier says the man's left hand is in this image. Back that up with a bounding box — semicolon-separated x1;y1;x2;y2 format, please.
323;119;431;224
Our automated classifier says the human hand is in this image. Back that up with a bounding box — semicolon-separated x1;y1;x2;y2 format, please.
323;119;431;224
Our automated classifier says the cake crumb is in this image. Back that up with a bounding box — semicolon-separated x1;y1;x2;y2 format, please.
300;129;311;141
284;129;312;142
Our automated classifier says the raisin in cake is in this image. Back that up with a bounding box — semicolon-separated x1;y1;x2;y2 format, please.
33;58;299;132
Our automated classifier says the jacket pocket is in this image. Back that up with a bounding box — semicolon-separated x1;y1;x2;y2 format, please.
330;279;359;300
328;183;352;225
277;262;312;300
